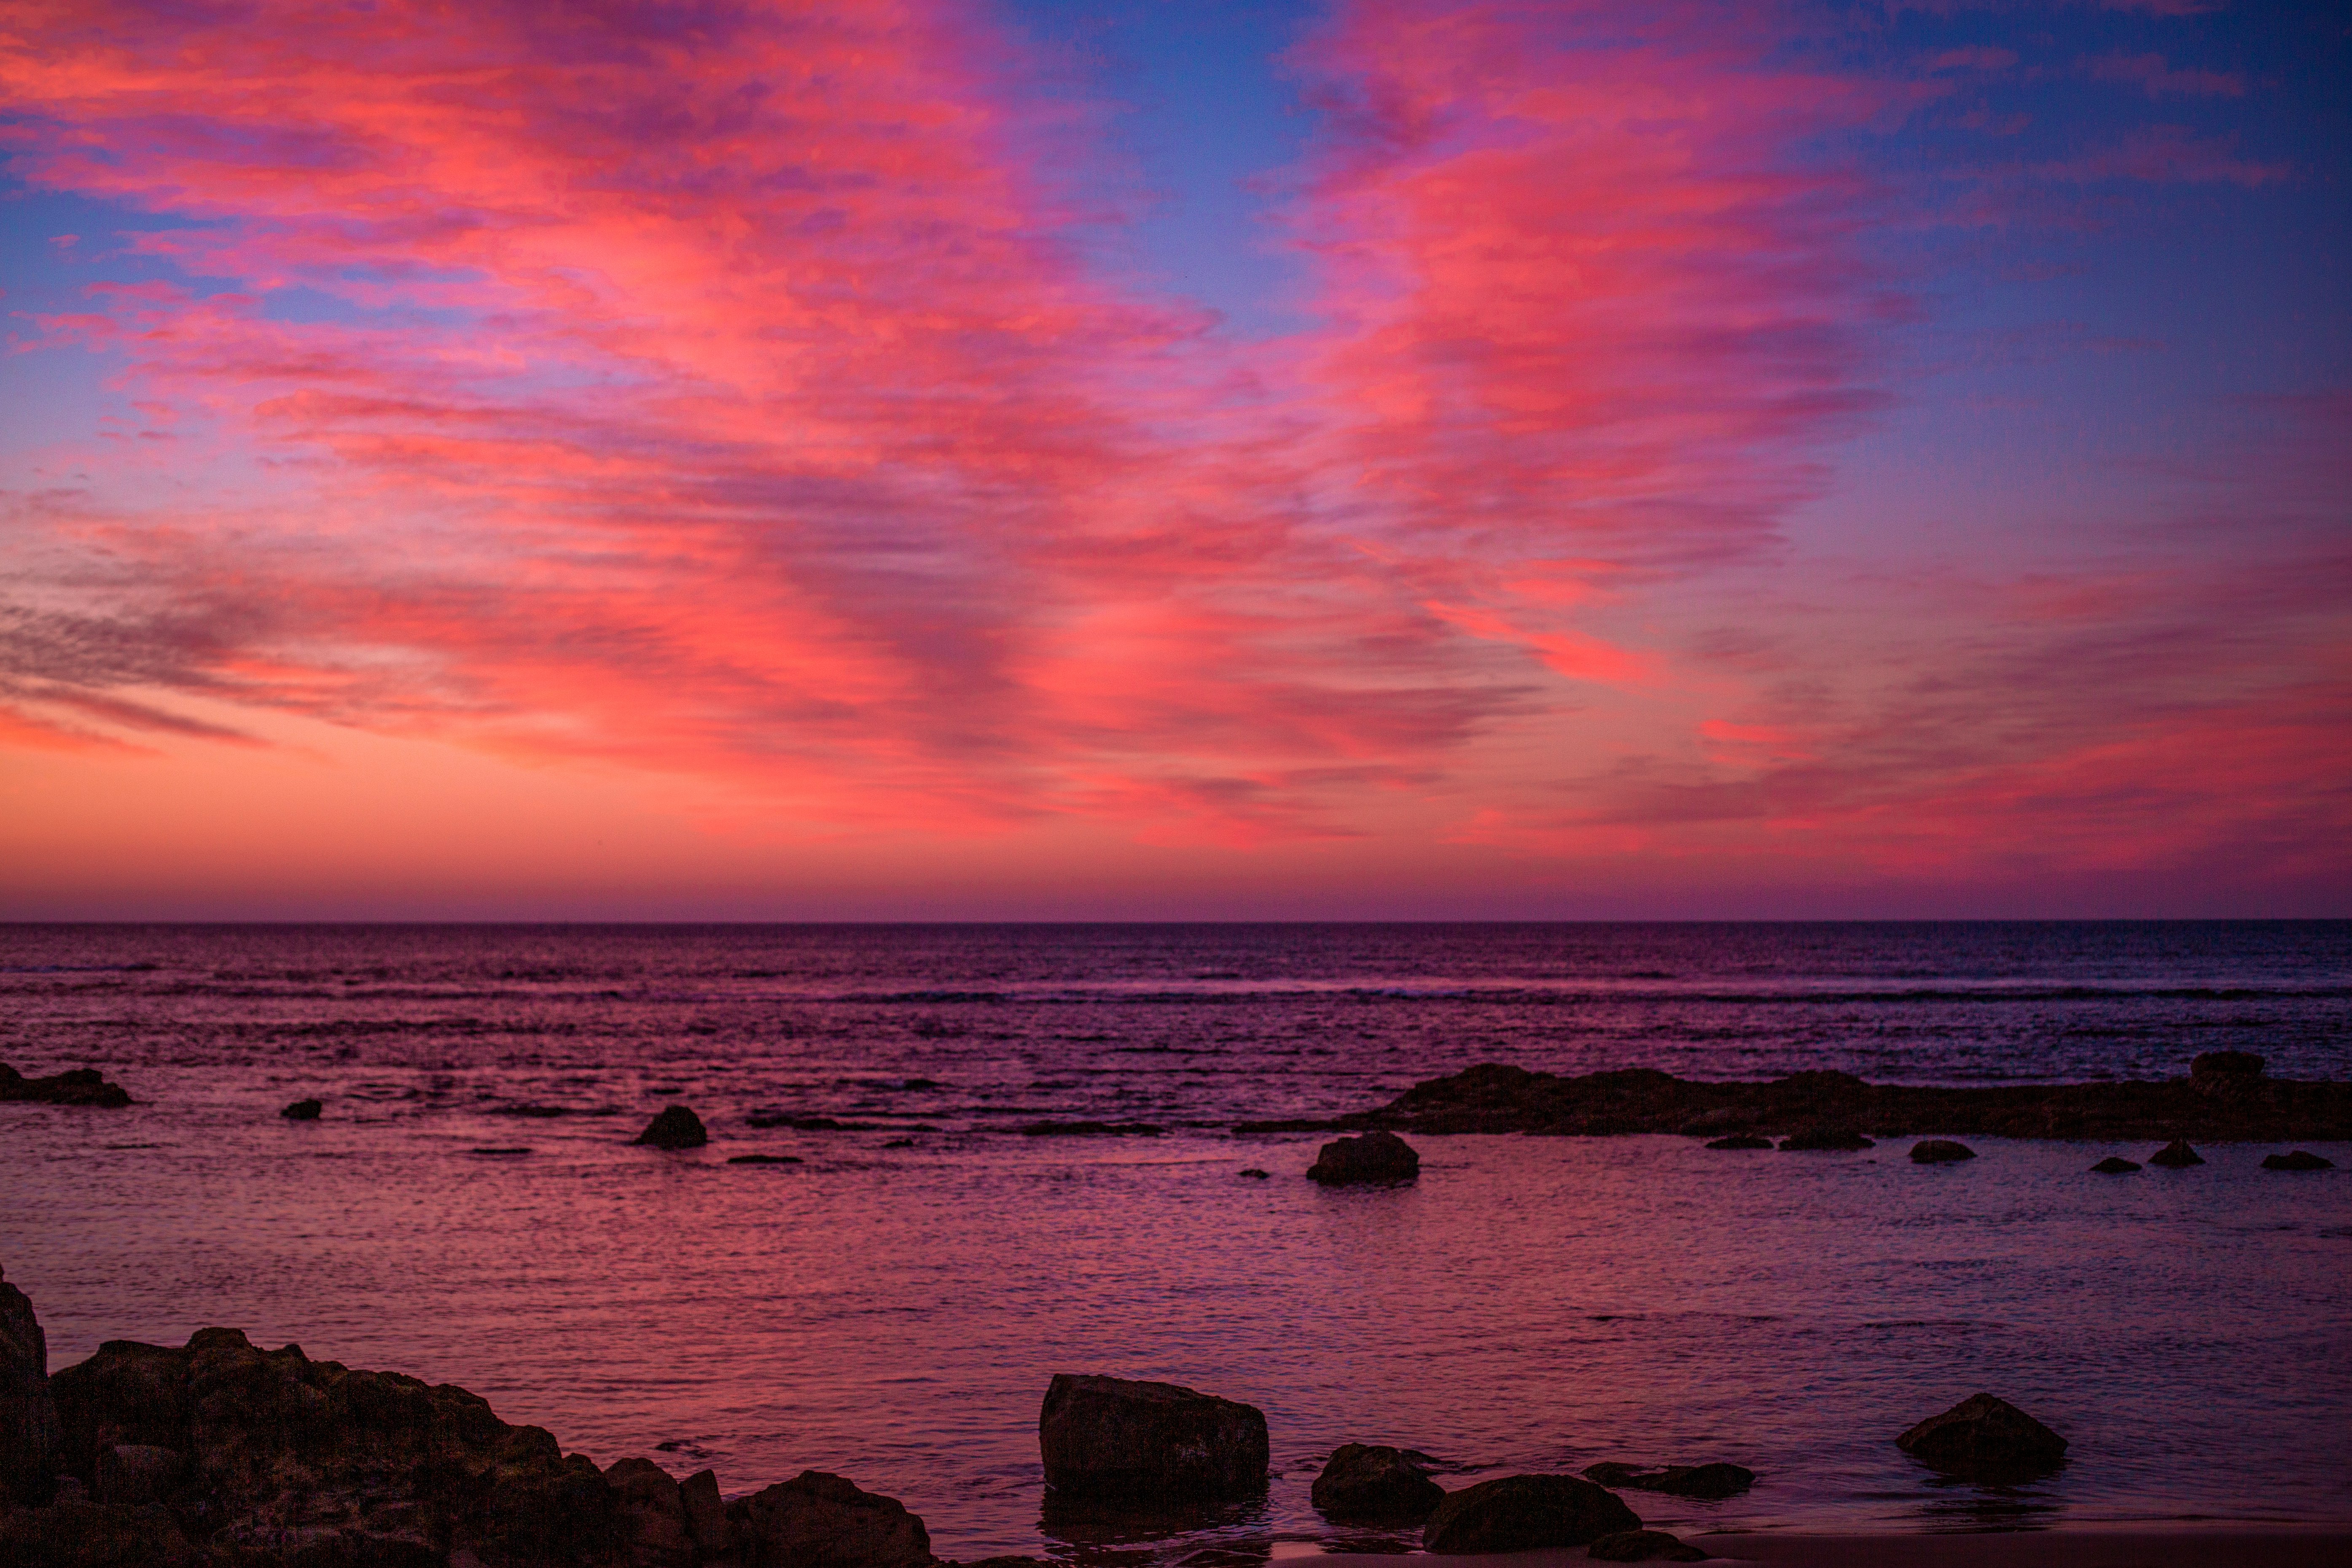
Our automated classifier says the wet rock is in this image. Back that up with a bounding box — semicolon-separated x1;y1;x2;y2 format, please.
681;1467;733;1559
1238;1168;1270;1179
608;1455;695;1568
1310;1443;1444;1522
726;1154;804;1165
1778;1129;1873;1151
2148;1139;2203;1168
1581;1462;1753;1500
634;1105;710;1149
2191;1051;2265;1081
1307;1131;1420;1186
279;1098;323;1120
1704;1135;1773;1151
0;1064;132;1108
1589;1528;1710;1562
730;1470;930;1568
1421;1474;1640;1552
1895;1393;2067;1478
1039;1373;1269;1501
1019;1121;1163;1138
1909;1140;1975;1164
91;1443;181;1506
2090;1156;2141;1173
2262;1150;2335;1171
1;1264;62;1506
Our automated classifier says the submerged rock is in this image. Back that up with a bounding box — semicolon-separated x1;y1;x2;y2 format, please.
1306;1131;1419;1186
2090;1156;2141;1173
633;1105;710;1149
1589;1528;1710;1562
279;1098;323;1121
1;1264;62;1506
2262;1150;2335;1171
1581;1461;1753;1500
1311;1444;1444;1522
2148;1139;2204;1168
731;1469;931;1568
0;1064;132;1108
1895;1393;2067;1477
1704;1135;1773;1151
1909;1140;1975;1164
1038;1373;1268;1501
1421;1474;1640;1552
1778;1129;1873;1151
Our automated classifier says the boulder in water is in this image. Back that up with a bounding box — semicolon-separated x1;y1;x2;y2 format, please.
1581;1461;1753;1499
1421;1474;1640;1552
1310;1444;1444;1522
1909;1140;1975;1164
1038;1373;1269;1501
729;1469;931;1568
0;1064;132;1108
1779;1129;1872;1151
2090;1156;2141;1173
1895;1393;2067;1477
2191;1051;2264;1081
633;1105;709;1149
2148;1139;2203;1168
1306;1132;1420;1186
1589;1529;1711;1562
2262;1150;2335;1171
1705;1135;1773;1151
1;1264;62;1506
279;1098;323;1121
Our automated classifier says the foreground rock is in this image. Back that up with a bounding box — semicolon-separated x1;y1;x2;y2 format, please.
2148;1139;2203;1167
1;1265;61;1506
1909;1140;1974;1164
1306;1132;1419;1186
633;1105;710;1149
1239;1060;2352;1142
1589;1529;1709;1563
1310;1444;1443;1521
1581;1461;1753;1499
1422;1474;1640;1552
1039;1374;1267;1501
733;1470;931;1568
0;1065;132;1108
1896;1393;2067;1478
2263;1150;2335;1171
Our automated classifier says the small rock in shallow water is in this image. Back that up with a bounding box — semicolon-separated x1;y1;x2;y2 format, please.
2148;1139;2203;1167
1705;1135;1773;1150
2262;1150;2335;1171
1421;1474;1640;1552
1589;1528;1710;1562
1311;1443;1444;1522
279;1098;323;1120
1910;1140;1975;1163
1779;1129;1873;1151
632;1105;709;1149
1239;1168;1270;1178
1307;1131;1420;1185
1039;1373;1268;1500
1895;1392;2067;1477
2090;1156;2141;1173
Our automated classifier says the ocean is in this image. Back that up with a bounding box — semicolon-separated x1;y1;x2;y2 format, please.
3;922;2348;1552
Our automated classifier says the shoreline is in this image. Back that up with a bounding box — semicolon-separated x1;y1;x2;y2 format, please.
1275;1531;2352;1568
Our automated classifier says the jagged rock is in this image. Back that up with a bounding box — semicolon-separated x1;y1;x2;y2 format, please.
1306;1132;1419;1186
0;1497;198;1566
1310;1443;1443;1521
1778;1129;1872;1151
0;1064;132;1108
1038;1373;1268;1500
608;1456;695;1568
2262;1150;2335;1171
1909;1140;1975;1164
2090;1156;2141;1173
91;1444;181;1506
2191;1051;2264;1081
1895;1393;2067;1477
730;1470;930;1568
680;1468;733;1559
1422;1474;1640;1552
2148;1139;2203;1168
1581;1461;1753;1499
279;1099;323;1120
1;1264;62;1506
633;1106;710;1149
1589;1529;1710;1562
1704;1135;1773;1150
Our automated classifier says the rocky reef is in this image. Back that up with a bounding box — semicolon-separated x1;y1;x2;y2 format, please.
1241;1053;2352;1141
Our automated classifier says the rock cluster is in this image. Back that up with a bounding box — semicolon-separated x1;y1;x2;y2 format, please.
1305;1132;1419;1186
1895;1392;2067;1479
1037;1374;1267;1502
1421;1474;1640;1552
0;1065;133;1108
1309;1444;1442;1522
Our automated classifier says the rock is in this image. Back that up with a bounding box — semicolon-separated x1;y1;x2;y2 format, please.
0;1497;199;1566
1895;1393;2067;1477
727;1154;803;1165
1306;1131;1420;1186
91;1443;182;1506
681;1467;734;1558
2262;1150;2335;1171
1;1264;62;1506
0;1064;132;1108
1238;1168;1270;1179
2090;1156;2141;1173
280;1098;323;1120
607;1455;695;1568
1778;1129;1873;1151
1310;1443;1444;1522
2147;1139;2203;1168
1589;1528;1710;1562
730;1470;930;1568
1909;1140;1975;1164
1038;1373;1269;1501
2191;1051;2264;1081
1421;1474;1640;1552
634;1105;710;1149
1704;1135;1773;1150
1581;1461;1753;1500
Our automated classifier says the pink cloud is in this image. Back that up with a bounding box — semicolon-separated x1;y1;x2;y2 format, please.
2038;125;2289;186
2090;52;2245;99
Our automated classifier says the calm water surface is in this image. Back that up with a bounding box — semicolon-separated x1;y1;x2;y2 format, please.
3;923;2348;1554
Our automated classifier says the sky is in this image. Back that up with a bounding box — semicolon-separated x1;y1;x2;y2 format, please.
0;0;2345;920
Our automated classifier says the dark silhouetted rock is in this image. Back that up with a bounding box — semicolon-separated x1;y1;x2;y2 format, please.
1895;1393;2067;1477
91;1444;181;1506
1039;1373;1269;1501
681;1467;733;1559
1307;1131;1419;1186
608;1455;695;1568
1311;1444;1444;1522
2262;1150;2335;1171
1;1264;62;1506
0;1064;132;1108
730;1469;930;1568
2148;1139;2203;1168
634;1105;710;1149
1238;1168;1270;1179
1422;1474;1640;1552
1589;1529;1710;1562
1778;1129;1873;1151
727;1154;804;1165
1019;1121;1163;1138
279;1098;323;1120
1705;1135;1773;1151
2191;1051;2264;1081
0;1496;199;1566
1581;1461;1753;1500
2090;1156;2141;1173
1910;1140;1975;1164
